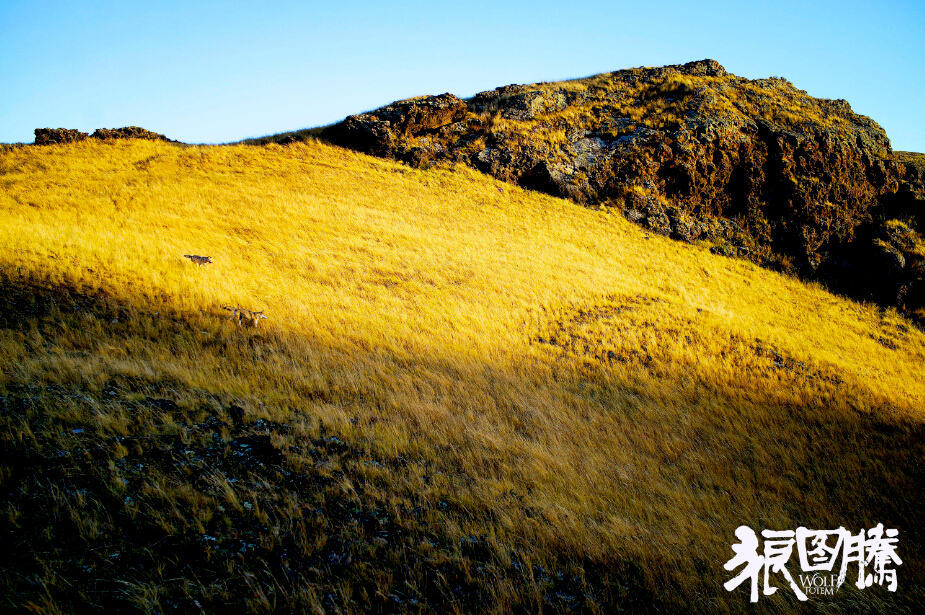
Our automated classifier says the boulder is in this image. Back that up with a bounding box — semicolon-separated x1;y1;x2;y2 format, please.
34;128;89;145
498;90;567;121
91;126;171;141
323;94;467;156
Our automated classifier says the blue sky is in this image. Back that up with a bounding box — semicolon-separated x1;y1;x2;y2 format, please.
1;0;923;150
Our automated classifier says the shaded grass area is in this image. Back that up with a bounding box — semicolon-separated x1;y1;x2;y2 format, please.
0;278;658;614
1;275;921;614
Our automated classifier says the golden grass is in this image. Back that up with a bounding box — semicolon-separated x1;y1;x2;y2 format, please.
1;139;922;613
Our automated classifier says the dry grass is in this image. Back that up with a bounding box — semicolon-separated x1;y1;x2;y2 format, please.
0;139;922;613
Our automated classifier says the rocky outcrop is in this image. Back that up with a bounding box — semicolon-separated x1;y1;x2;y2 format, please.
860;219;925;320
91;126;171;141
892;152;925;228
34;126;172;145
320;59;925;321
897;152;925;200
34;128;89;145
323;94;467;162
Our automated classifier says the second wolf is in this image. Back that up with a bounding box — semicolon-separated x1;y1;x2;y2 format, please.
222;306;267;327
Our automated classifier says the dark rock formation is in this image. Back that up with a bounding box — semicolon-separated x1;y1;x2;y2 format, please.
862;219;925;319
34;128;89;145
34;126;172;145
897;152;925;200
320;59;925;321
323;93;467;163
892;152;925;226
91;126;171;141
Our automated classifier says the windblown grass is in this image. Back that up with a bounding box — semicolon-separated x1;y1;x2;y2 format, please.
0;139;922;613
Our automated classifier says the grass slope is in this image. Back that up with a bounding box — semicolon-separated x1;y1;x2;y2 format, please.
0;139;922;613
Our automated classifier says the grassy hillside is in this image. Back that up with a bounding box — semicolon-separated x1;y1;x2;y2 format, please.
1;139;922;613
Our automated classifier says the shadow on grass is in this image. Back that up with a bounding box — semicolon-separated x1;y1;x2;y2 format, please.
0;274;922;614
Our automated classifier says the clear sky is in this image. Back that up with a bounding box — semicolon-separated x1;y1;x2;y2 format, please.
1;0;923;150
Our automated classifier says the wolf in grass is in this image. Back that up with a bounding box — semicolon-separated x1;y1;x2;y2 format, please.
223;306;268;327
184;254;213;266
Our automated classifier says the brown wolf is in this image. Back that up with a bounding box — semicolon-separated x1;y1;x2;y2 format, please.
184;254;213;266
222;306;268;327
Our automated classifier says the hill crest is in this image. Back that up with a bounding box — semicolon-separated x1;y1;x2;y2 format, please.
310;59;924;322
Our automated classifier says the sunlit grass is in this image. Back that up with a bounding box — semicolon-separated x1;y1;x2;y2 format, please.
0;139;922;613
